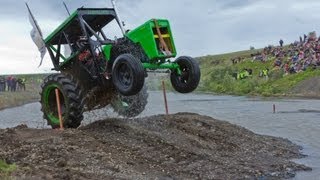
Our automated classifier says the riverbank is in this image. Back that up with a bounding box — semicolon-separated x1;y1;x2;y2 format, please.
0;74;47;110
0;91;39;111
0;113;311;179
0;74;45;110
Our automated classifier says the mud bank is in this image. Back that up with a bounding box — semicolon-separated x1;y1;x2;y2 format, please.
0;113;310;179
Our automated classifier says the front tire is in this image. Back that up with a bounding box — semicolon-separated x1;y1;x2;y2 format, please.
40;74;84;129
112;54;145;96
170;56;201;93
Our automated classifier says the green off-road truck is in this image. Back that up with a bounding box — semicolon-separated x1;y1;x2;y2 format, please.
32;2;200;128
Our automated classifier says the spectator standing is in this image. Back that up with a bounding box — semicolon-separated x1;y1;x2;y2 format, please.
264;68;269;79
279;39;284;47
11;77;17;92
284;63;290;75
0;76;5;92
6;76;12;91
304;34;307;42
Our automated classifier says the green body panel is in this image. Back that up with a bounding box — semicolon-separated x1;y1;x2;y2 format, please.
44;11;181;73
142;62;178;70
103;44;112;61
126;19;177;61
143;62;181;75
44;11;78;44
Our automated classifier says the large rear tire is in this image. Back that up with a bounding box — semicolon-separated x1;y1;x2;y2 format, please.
111;84;148;117
40;74;84;129
112;54;145;96
170;56;201;93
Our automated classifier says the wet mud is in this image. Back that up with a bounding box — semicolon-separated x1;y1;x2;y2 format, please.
0;113;311;179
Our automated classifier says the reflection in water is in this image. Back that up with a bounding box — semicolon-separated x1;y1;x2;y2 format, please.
0;91;320;179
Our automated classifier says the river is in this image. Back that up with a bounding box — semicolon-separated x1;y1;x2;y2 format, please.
0;91;319;179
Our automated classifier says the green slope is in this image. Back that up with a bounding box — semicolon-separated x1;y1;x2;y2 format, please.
197;49;320;96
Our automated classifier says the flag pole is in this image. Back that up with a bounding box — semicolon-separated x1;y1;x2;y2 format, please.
63;2;71;16
25;2;47;67
25;2;43;38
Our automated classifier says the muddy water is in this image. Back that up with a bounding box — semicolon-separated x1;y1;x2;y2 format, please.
0;91;319;179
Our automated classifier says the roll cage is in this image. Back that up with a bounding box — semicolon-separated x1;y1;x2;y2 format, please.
44;8;120;72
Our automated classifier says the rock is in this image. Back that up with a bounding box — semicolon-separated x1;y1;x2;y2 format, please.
56;158;67;167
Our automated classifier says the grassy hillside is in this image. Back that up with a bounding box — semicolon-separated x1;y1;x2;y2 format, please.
197;49;320;96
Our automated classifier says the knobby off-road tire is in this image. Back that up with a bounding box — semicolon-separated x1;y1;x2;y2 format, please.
112;54;145;96
170;56;201;93
110;38;148;115
40;74;84;129
110;38;148;64
111;84;148;118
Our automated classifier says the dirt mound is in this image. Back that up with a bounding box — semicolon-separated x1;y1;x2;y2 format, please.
291;76;320;97
0;113;310;179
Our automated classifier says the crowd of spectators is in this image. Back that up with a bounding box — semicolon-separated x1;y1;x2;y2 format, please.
0;76;26;92
251;31;320;75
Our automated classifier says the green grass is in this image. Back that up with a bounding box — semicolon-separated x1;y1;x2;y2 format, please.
197;48;320;96
0;160;16;177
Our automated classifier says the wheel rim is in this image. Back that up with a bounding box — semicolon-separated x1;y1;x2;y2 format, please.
116;63;133;88
43;85;66;126
178;65;190;84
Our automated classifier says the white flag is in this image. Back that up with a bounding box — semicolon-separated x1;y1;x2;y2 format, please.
28;11;47;67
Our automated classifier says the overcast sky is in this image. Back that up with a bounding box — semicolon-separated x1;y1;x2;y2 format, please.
1;0;320;74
